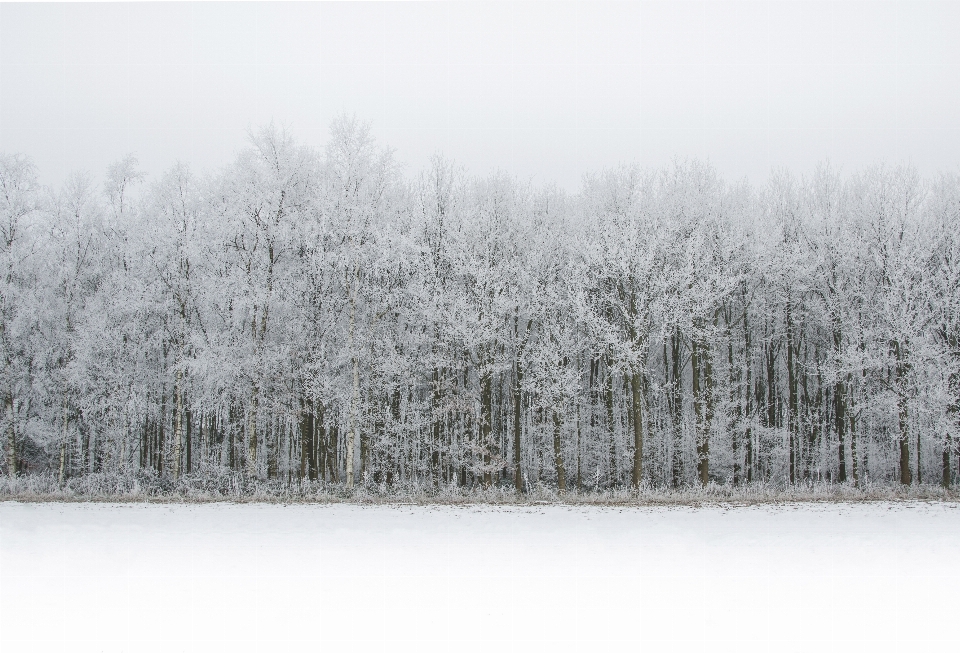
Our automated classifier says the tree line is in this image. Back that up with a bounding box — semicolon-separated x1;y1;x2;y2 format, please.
2;117;959;492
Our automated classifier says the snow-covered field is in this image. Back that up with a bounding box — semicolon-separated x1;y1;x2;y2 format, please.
2;501;958;652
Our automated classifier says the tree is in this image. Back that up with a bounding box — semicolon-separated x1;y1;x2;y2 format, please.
144;162;203;479
42;172;109;481
0;154;39;476
581;166;664;488
320;116;397;488
218;125;316;478
4;121;960;495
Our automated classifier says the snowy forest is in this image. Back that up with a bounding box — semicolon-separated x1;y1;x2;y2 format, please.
3;117;960;495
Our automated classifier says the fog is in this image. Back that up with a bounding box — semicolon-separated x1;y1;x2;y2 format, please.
2;1;960;189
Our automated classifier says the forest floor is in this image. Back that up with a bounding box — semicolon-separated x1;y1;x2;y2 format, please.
3;470;960;506
2;500;958;652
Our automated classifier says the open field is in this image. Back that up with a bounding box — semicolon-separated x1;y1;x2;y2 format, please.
2;501;958;652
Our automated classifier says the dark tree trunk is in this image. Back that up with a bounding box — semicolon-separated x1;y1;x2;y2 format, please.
431;367;443;483
898;395;912;485
605;360;618;486
390;384;402;487
480;369;493;488
744;309;753;484
893;340;912;485
140;417;148;470
185;406;192;474
553;406;566;492
942;432;951;488
326;415;339;483
849;375;860;485
228;406;236;471
5;393;16;477
729;311;741;486
802;344;815;479
318;416;326;483
670;330;683;487
786;301;797;484
299;397;315;481
833;326;847;483
834;378;847;483
158;387;166;476
513;360;524;493
765;341;777;430
589;355;600;480
692;331;709;487
630;371;645;489
576;371;583;491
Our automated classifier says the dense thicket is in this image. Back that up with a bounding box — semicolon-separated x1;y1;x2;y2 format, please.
3;118;959;492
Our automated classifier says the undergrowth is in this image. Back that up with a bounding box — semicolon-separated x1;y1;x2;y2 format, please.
2;467;958;506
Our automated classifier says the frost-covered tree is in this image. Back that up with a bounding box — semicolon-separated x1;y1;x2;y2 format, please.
3;118;959;494
0;154;40;476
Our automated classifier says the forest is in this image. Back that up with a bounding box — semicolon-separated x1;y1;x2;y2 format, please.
2;117;959;496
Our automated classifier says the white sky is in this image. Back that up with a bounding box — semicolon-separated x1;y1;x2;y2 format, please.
2;1;959;190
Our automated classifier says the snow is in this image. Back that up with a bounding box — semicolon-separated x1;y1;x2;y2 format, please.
2;501;958;652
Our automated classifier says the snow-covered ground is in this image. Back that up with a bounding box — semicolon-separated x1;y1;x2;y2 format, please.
1;501;958;652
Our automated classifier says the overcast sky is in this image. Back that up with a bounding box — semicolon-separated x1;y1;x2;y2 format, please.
2;1;959;190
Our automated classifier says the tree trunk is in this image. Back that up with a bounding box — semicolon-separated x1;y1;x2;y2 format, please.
744;309;753;484
893;340;912;485
943;432;952;488
158;386;167;476
228;407;236;471
765;342;777;429
670;330;683;487
346;275;358;489
848;373;860;485
140;416;147;470
834;378;847;483
315;404;325;482
802;344;814;480
185;406;192;474
898;391;912;485
196;413;203;469
786;301;797;484
5;393;15;477
480;369;493;488
553;406;566;492
833;326;847;483
704;328;715;486
590;355;600;480
605;362;617;486
630;371;645;489
950;378;960;488
575;394;582;491
326;411;340;483
729;317;741;486
246;389;259;478
299;398;315;481
363;383;375;483
431;367;443;483
172;367;184;481
513;361;524;493
916;426;922;485
390;386;402;486
59;401;68;485
692;334;709;487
